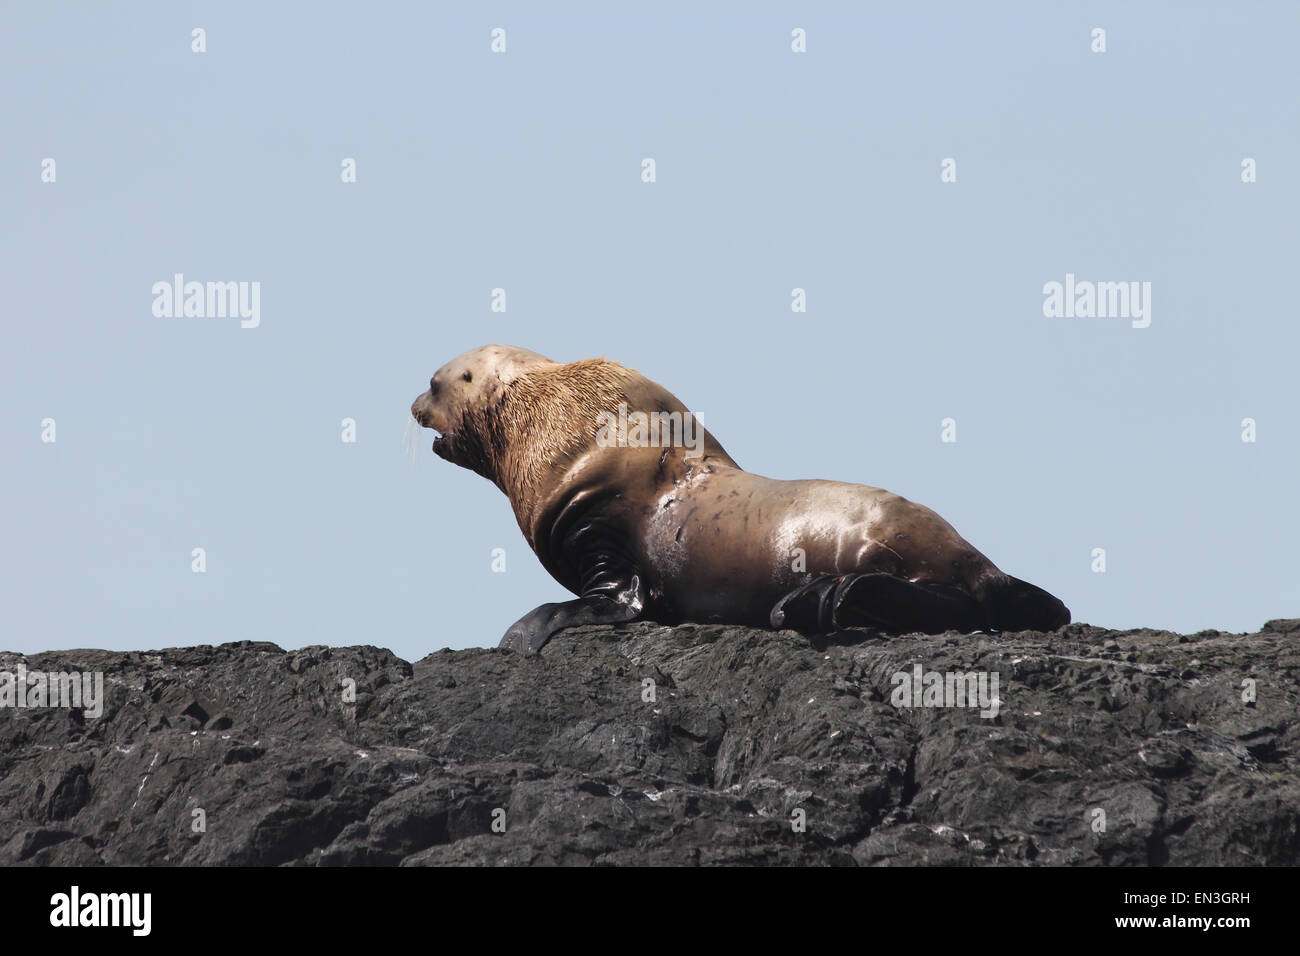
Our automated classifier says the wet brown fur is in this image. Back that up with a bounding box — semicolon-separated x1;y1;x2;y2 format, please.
458;358;647;538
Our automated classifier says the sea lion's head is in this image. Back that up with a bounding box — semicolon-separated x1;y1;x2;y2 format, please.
411;344;557;476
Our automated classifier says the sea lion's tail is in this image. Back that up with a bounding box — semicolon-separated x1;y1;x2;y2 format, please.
975;574;1070;632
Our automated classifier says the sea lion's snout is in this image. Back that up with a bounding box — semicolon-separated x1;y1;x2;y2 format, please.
411;403;448;454
412;372;461;461
409;394;433;430
410;378;446;431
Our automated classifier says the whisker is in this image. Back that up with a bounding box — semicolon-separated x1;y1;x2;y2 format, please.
405;414;420;466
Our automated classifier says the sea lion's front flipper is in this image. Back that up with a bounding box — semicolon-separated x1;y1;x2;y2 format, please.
771;572;983;636
499;517;647;653
498;583;643;654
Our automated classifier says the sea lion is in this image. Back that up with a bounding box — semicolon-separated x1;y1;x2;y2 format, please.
411;344;1070;653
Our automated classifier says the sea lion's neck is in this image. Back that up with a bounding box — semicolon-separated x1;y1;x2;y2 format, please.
470;360;740;543
484;364;632;539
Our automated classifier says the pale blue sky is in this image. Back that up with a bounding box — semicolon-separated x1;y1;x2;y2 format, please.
3;1;1296;658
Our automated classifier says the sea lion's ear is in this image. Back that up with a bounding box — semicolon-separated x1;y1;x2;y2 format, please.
494;360;534;387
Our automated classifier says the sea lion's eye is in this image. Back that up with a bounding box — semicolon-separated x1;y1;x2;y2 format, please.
462;371;473;382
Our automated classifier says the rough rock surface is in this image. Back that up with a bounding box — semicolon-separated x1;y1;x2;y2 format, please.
2;620;1297;866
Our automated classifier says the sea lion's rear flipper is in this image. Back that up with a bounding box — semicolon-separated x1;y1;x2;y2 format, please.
768;576;846;633
975;574;1071;632
770;572;983;635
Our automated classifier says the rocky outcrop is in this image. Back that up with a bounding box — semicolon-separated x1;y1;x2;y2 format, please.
2;619;1297;865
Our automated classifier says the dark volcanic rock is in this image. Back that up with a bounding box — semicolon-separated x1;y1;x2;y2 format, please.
1;621;1297;866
